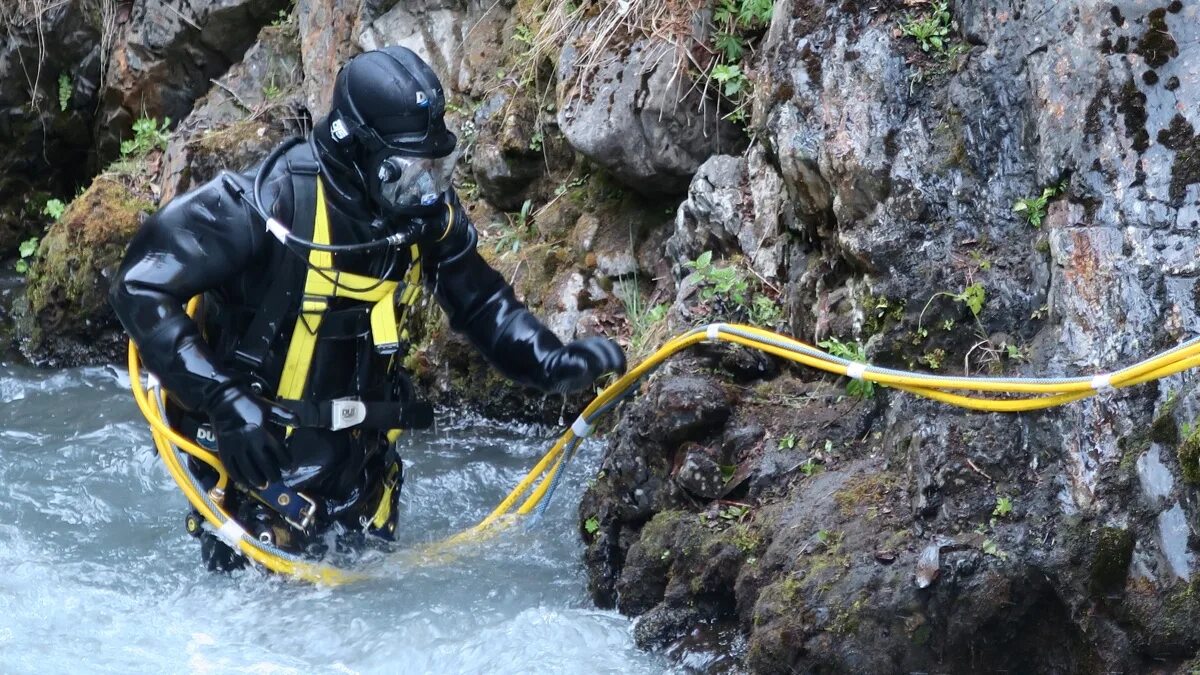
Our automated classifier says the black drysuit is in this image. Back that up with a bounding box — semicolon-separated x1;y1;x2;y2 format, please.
110;138;614;548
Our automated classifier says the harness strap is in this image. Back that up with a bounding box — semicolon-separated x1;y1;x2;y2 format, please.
275;397;434;431
232;141;318;375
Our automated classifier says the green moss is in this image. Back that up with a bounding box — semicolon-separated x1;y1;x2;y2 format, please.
829;596;867;635
26;177;153;338
1090;527;1134;594
1178;434;1200;485
834;472;902;517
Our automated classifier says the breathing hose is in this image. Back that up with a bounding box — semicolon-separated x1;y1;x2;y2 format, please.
128;320;1200;584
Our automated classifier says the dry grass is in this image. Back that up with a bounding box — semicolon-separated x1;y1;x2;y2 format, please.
523;0;711;104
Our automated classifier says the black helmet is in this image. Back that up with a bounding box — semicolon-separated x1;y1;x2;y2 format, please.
316;47;458;216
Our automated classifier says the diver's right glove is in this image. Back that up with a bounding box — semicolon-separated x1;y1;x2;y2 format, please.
208;384;296;488
542;337;627;394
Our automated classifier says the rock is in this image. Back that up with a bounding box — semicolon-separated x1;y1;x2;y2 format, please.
557;37;746;196
95;0;289;160
674;444;725;500
468;91;544;211
648;376;732;446
666;146;791;280
20;175;155;365
357;0;509;98
583;0;1200;670
160;24;306;202
0;2;107;252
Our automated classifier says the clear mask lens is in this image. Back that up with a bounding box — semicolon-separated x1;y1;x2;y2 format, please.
376;154;455;209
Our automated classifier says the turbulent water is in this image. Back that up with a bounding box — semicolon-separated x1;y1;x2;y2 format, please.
0;362;673;673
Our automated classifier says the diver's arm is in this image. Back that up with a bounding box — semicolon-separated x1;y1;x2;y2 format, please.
109;174;263;412
423;191;625;393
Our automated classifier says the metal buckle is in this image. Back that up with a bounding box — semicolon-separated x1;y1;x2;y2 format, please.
294;491;319;531
329;398;367;431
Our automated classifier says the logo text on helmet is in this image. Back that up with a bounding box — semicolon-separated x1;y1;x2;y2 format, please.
331;118;350;142
415;91;429;107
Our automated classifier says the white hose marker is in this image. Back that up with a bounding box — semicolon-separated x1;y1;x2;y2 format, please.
145;372;160;390
846;363;867;381
706;324;722;342
1090;373;1113;391
571;416;594;438
265;218;289;243
216;519;247;547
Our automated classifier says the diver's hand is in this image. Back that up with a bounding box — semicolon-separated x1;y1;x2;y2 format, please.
208;385;296;488
543;337;627;394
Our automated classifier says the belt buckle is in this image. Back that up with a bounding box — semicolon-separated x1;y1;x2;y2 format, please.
330;398;367;431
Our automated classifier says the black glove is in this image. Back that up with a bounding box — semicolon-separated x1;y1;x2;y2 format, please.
208;385;296;488
543;337;627;394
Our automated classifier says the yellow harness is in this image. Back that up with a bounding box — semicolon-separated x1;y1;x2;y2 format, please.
272;178;438;532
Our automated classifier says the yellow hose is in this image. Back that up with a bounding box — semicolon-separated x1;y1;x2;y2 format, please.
127;319;1200;584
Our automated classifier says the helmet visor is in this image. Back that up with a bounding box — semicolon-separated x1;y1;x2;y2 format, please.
375;154;456;210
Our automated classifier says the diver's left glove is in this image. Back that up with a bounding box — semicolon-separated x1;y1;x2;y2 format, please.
208;384;297;489
543;337;627;394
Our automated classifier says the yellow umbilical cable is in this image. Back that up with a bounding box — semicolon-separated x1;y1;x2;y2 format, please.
127;317;1200;584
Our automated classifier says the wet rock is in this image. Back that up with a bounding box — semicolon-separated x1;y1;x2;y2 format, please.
647;376;732;446
674;444;725;500
557;37;745;196
0;2;106;251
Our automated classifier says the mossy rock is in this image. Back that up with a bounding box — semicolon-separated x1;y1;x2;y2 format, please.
21;176;154;364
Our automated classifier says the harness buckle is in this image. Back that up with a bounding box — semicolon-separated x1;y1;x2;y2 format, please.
329;398;367;431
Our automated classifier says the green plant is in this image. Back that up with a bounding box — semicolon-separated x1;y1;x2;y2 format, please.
750;294;783;326
120;116;171;157
584;516;600;534
528;129;544;152
262;74;282;100
616;278;668;357
800;457;823;477
711;63;746;98
270;7;292;26
685;251;750;304
719;504;751;521
514;22;534;45
900;1;952;53
57;72;70;111
42;198;65;221
14;236;38;274
981;539;1007;559
1013;182;1065;227
494;199;534;256
778;432;797;450
993;496;1013;518
819;336;876;400
918;282;986;337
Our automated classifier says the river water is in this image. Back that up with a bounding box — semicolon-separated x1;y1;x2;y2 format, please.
0;362;671;673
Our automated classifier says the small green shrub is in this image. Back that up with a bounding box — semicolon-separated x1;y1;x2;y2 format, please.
57;73;71;111
120;116;171;157
900;1;953;53
42;198;65;221
819;336;876;400
1013;182;1066;227
14;236;39;274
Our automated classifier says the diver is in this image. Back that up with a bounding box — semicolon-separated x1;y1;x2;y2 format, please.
110;46;625;570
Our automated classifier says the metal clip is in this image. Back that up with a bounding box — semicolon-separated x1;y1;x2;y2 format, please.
329;398;367;431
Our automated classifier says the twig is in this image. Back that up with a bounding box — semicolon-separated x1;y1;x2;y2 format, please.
209;78;253;112
965;457;992;482
163;2;202;31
